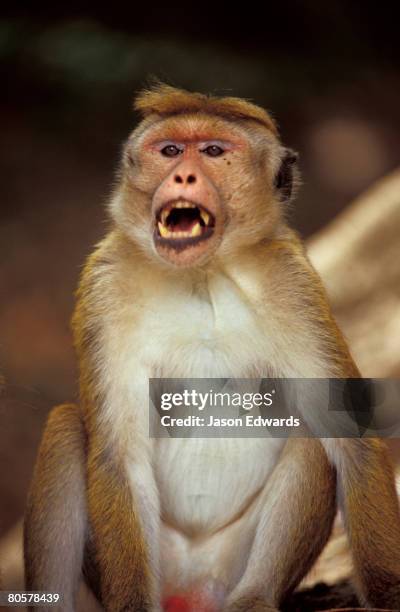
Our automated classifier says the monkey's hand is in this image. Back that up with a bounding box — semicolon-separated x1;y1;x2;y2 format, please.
222;597;279;612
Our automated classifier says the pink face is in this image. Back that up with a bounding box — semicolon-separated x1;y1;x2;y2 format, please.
151;138;233;266
123;114;280;267
128;116;250;266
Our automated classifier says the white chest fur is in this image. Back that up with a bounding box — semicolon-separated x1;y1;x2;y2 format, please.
130;269;286;534
131;270;279;378
104;265;325;536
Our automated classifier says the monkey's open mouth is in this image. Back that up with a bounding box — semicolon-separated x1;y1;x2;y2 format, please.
155;200;215;248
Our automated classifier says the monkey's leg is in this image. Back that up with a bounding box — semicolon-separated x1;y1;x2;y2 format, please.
325;438;400;608
223;438;336;612
87;442;161;612
24;403;87;612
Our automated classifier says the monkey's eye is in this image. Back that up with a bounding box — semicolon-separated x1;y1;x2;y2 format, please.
202;144;224;157
161;144;182;157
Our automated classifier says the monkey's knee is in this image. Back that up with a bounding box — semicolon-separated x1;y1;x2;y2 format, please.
25;402;86;501
25;403;86;516
43;402;86;453
25;401;87;528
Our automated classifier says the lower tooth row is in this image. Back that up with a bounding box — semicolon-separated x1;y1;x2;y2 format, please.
158;222;202;238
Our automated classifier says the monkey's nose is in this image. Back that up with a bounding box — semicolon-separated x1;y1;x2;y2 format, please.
174;173;197;185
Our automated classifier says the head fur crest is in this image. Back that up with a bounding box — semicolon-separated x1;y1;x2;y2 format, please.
134;82;278;134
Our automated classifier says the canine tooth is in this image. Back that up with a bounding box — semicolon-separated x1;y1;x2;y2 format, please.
191;222;201;237
158;222;170;238
200;210;210;225
161;209;169;224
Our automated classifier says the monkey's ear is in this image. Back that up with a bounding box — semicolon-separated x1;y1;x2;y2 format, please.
274;148;299;202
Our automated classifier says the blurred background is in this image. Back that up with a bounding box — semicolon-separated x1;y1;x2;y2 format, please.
0;2;399;593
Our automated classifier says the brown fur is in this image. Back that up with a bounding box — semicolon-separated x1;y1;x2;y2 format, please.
86;439;153;611
338;438;400;607
134;82;278;134
24;404;87;612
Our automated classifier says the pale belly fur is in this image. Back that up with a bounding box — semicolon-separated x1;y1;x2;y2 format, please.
156;436;284;600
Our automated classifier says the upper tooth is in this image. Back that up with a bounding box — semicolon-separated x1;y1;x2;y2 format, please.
200;210;210;225
175;202;195;209
161;209;169;224
191;222;201;237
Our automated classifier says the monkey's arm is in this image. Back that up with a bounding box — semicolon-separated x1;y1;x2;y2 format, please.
223;438;336;612
86;435;161;612
24;404;87;612
72;252;162;611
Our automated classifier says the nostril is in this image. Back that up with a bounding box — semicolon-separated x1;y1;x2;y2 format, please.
187;175;196;184
174;175;183;184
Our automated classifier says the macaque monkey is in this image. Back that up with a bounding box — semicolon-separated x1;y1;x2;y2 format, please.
24;84;400;612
